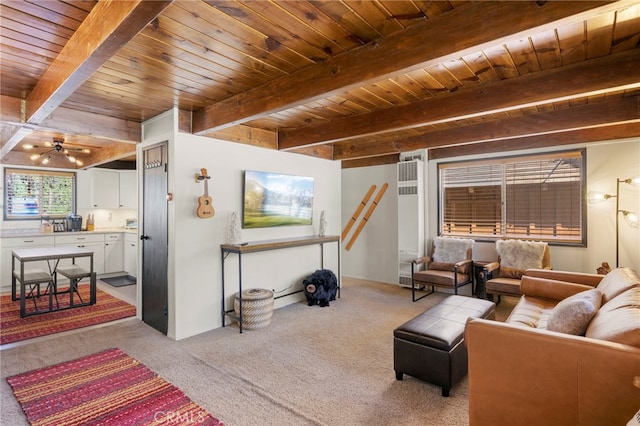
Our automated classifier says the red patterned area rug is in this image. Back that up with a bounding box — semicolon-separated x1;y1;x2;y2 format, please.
7;348;223;426
1;285;136;345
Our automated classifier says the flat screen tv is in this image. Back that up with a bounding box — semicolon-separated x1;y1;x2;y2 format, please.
242;170;314;228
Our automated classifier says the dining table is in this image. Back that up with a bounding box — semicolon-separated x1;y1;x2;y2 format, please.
11;246;96;317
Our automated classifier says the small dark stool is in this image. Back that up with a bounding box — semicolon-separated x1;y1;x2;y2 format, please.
393;295;495;396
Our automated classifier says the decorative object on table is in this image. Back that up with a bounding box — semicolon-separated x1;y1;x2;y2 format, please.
6;348;223;426
196;168;215;219
0;286;135;345
234;288;274;330
303;269;338;307
597;261;611;275
319;210;327;237
228;211;242;244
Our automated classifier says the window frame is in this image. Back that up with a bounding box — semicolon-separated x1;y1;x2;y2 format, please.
3;167;77;221
437;149;586;246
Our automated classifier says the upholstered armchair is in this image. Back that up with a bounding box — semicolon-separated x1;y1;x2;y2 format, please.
481;239;551;303
411;237;474;302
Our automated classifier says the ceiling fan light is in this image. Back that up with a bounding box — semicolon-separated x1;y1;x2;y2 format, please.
30;154;40;161
23;144;34;149
42;156;50;165
75;160;84;167
67;155;76;163
82;149;91;154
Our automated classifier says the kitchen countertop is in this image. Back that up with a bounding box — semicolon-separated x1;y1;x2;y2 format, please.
1;227;138;238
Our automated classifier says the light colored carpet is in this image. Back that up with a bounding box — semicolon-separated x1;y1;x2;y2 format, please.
1;277;516;426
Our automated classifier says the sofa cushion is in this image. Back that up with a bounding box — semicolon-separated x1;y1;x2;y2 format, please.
496;240;547;279
585;287;640;347
596;267;640;304
428;261;456;272
505;295;556;328
545;289;602;335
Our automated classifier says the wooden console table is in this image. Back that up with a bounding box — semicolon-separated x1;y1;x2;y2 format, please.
221;235;341;333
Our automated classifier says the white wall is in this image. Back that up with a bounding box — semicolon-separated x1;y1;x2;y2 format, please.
141;109;342;340
341;165;398;283
342;138;640;286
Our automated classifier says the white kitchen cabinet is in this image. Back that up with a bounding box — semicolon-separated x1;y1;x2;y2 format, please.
1;236;55;287
124;233;138;277
91;169;120;208
104;233;124;273
55;233;105;274
118;170;137;209
78;169;136;210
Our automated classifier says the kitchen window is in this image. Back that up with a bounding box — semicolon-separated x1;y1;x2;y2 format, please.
3;168;76;220
438;149;585;245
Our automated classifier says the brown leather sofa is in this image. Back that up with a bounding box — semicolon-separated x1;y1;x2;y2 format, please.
465;267;640;426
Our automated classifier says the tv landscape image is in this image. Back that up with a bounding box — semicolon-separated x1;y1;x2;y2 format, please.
243;170;314;228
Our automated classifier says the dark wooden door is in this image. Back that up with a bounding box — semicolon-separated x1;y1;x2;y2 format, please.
141;142;168;335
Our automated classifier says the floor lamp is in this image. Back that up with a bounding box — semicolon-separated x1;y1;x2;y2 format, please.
589;176;640;268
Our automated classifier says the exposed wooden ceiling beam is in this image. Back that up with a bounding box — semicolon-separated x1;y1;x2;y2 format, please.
333;96;640;160
339;123;640;168
82;142;138;169
280;49;640;149
428;123;640;160
193;0;614;134
341;154;400;169
0;0;172;159
40;106;141;143
25;0;173;124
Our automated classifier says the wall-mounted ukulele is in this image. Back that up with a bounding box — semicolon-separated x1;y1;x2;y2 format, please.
195;168;215;219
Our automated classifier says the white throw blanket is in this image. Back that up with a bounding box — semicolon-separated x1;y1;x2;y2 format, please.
496;239;547;270
433;237;474;263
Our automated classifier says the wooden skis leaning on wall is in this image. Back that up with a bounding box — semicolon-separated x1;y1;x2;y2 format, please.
341;184;376;241
345;183;388;251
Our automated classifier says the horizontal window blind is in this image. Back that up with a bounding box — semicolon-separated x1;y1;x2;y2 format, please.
439;150;584;244
4;168;76;220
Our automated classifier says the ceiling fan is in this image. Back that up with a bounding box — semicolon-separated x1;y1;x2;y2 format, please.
25;138;91;166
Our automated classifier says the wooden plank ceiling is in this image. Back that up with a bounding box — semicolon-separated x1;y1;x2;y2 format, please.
1;0;639;170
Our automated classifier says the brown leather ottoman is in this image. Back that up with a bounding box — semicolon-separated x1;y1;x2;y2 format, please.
393;295;495;396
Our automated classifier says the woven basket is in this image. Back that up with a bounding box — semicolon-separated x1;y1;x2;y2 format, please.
234;288;274;330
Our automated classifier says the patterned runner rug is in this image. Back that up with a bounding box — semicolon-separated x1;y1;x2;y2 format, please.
7;348;223;426
1;285;136;345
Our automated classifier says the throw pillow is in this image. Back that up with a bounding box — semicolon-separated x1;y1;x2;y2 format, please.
546;288;602;335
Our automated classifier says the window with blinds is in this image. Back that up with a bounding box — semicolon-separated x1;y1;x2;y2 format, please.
4;168;76;220
439;150;585;244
